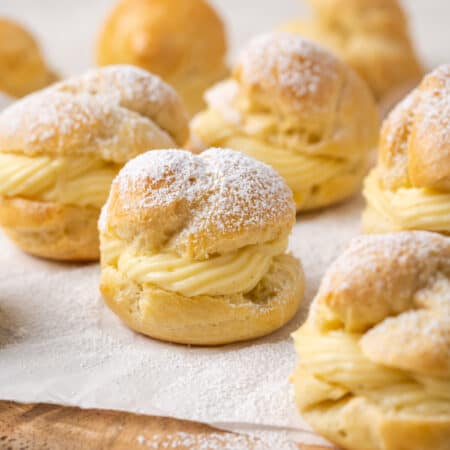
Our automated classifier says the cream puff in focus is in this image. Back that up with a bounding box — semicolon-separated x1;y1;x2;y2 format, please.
363;65;450;234
0;18;57;98
0;65;189;261
281;0;424;102
191;33;379;211
292;231;450;450
99;148;304;345
96;0;228;116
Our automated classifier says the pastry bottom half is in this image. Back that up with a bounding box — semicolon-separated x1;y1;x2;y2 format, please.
297;391;450;450
100;254;304;345
0;196;100;261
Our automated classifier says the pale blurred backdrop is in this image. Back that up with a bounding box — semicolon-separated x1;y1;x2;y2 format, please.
0;0;448;77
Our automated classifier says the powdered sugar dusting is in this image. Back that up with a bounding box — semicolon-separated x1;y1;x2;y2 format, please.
380;64;450;185
108;148;295;241
135;431;268;449
0;65;187;160
56;65;188;144
320;231;450;295
1;90;118;144
69;65;175;106
203;80;242;124
418;64;450;152
237;32;339;103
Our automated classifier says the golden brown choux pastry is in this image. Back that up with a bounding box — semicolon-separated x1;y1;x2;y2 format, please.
281;0;424;101
96;0;228;116
191;33;379;212
292;231;450;450
363;65;450;234
99;148;304;345
0;65;189;261
0;18;57;98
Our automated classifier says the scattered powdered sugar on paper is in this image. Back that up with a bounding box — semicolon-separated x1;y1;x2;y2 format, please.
134;430;308;450
135;431;269;450
0;196;362;449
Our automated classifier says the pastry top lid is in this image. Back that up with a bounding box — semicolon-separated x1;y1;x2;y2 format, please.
232;33;379;155
0;65;189;163
310;231;450;377
379;65;450;191
101;148;296;259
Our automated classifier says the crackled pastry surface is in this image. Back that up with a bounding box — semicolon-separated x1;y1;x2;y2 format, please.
99;148;305;345
292;231;450;450
281;0;424;100
363;65;450;234
191;33;379;211
0;65;189;261
97;0;228;116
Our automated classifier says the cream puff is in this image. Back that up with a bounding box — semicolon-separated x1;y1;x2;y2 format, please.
99;148;304;345
0;17;57;98
191;33;379;211
281;0;424;102
363;65;450;234
0;65;189;261
292;231;450;450
96;0;228;116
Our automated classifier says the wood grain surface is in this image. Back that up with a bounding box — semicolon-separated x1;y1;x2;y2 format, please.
0;401;329;450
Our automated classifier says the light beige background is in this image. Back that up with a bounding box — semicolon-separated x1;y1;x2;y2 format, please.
0;0;448;77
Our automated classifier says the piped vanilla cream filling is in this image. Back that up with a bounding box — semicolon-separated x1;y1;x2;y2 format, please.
222;136;351;191
0;153;119;208
364;170;450;232
192;107;362;197
294;326;450;414
101;234;288;297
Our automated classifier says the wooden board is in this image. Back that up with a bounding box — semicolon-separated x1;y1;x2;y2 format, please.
0;401;329;450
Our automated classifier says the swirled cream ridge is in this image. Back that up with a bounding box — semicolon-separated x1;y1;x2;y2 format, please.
191;83;368;210
363;170;450;233
192;107;352;189
0;152;119;208
293;325;450;415
101;233;288;297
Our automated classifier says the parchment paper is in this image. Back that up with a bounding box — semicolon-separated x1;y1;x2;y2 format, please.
0;195;364;448
0;1;447;447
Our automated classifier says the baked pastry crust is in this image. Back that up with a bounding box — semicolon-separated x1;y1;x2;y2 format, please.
281;0;424;101
292;231;450;450
96;0;228;116
0;18;57;98
363;65;450;234
99;148;304;345
0;65;189;261
0;197;100;261
191;33;379;211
